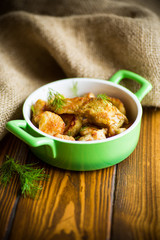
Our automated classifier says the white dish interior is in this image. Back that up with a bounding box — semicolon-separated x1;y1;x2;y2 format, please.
23;78;142;143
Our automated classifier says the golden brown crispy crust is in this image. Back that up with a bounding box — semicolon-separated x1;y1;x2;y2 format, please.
61;114;83;137
83;92;95;99
38;111;65;136
54;133;75;141
47;97;89;114
78;98;128;129
32;93;129;141
108;97;126;115
33;99;46;117
78;126;107;141
32;99;47;126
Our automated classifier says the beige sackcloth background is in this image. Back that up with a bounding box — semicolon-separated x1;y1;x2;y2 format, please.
0;0;160;140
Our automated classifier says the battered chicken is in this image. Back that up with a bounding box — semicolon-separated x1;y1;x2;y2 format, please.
47;96;88;115
79;98;128;130
32;99;46;125
31;91;130;141
80;125;107;136
38;111;65;136
47;94;128;134
108;97;126;115
61;114;83;137
47;92;95;115
78;126;107;141
83;92;95;99
33;99;46;116
107;126;127;137
55;133;75;141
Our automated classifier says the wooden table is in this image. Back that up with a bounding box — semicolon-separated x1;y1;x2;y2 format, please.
0;107;160;240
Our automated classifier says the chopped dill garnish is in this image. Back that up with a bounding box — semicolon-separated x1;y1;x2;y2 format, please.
75;135;80;140
97;93;112;103
71;81;78;96
0;155;49;199
31;105;35;114
48;88;66;110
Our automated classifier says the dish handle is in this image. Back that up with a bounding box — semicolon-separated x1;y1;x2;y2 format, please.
109;70;152;102
6;120;56;158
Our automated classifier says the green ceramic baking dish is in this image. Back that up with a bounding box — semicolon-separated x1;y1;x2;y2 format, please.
6;70;152;171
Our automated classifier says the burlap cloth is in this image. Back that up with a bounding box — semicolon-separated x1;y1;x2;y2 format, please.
0;0;160;140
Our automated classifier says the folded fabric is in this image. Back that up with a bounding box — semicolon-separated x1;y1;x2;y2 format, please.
0;1;160;140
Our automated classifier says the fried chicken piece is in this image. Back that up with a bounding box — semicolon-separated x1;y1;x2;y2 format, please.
83;92;95;98
47;97;85;114
55;133;75;141
48;95;128;131
61;114;83;137
79;98;128;130
38;111;65;136
80;125;107;136
47;96;90;115
115;128;127;134
108;97;126;115
78;126;107;141
107;121;132;136
107;126;127;137
47;92;95;115
32;99;46;125
33;99;46;116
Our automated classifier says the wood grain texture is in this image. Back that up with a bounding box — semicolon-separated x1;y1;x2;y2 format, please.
111;108;160;240
0;134;29;240
9;156;116;240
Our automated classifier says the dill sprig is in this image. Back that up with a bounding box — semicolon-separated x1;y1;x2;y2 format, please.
31;105;35;114
48;89;66;110
71;81;78;96
97;93;112;103
75;136;80;140
0;155;49;199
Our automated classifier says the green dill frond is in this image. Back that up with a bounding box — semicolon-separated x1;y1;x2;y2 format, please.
0;155;49;199
97;94;112;103
48;88;55;103
0;155;14;186
71;81;78;96
48;89;66;110
31;105;35;114
75;136;80;140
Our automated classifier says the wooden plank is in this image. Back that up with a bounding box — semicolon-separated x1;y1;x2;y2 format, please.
8;153;116;240
0;134;29;240
111;108;160;240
